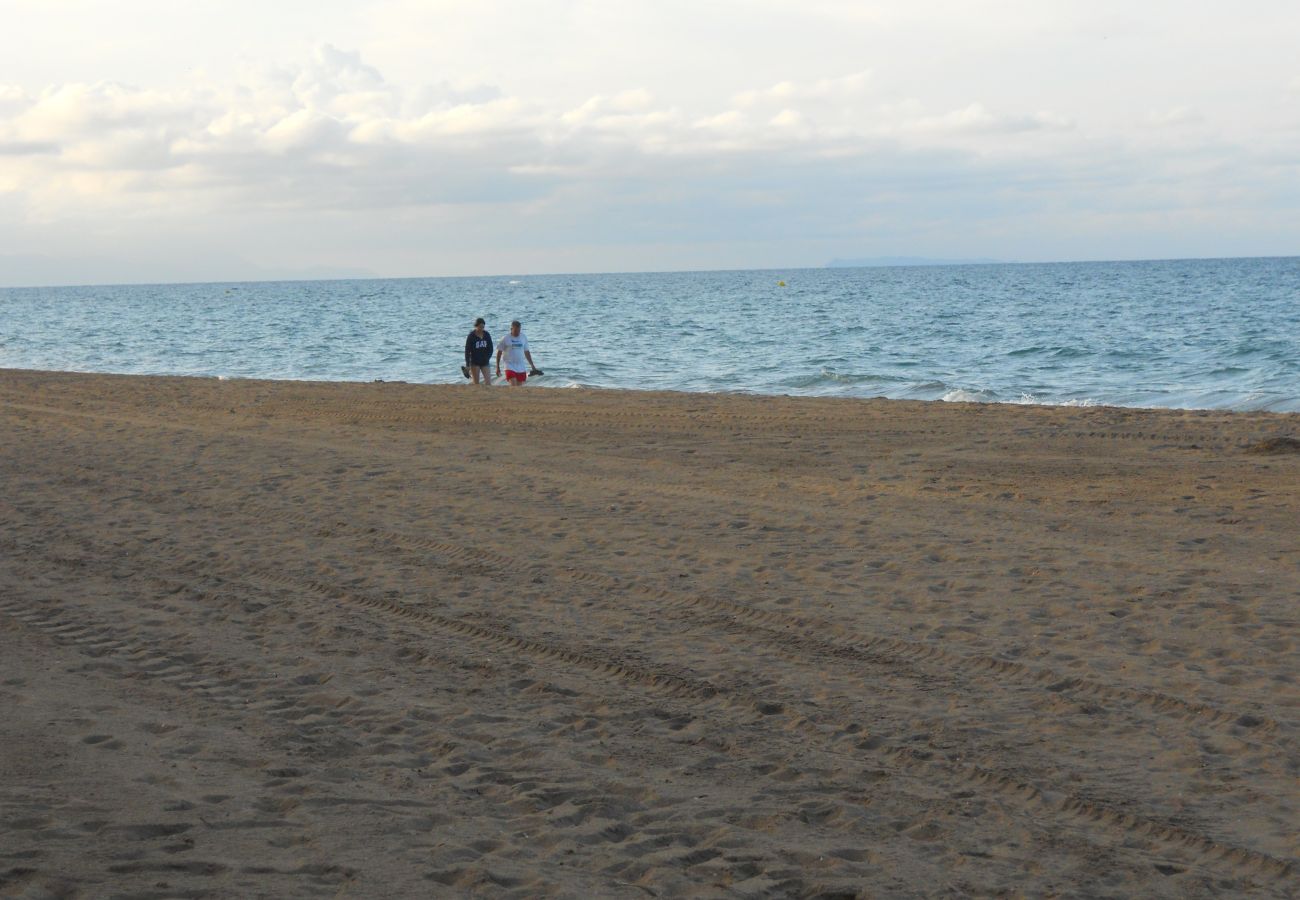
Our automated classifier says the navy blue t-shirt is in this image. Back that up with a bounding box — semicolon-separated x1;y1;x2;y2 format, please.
465;330;493;366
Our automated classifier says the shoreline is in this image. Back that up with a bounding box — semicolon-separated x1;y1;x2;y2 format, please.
5;365;1300;419
2;367;1297;896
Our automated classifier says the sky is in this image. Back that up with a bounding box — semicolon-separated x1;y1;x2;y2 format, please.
1;0;1298;286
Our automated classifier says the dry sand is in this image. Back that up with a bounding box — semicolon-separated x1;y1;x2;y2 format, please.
0;368;1297;898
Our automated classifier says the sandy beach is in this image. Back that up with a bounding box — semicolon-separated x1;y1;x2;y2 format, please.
1;367;1296;898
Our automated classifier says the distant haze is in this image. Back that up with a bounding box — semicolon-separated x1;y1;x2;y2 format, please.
1;1;1298;287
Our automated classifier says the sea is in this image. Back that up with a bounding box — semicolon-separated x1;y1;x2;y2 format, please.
2;256;1297;412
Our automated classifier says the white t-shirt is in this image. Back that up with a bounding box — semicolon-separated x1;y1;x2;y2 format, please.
500;333;529;371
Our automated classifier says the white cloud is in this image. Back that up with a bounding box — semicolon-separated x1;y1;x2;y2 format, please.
769;109;804;129
0;85;30;115
891;103;1074;138
0;43;1281;218
610;89;655;112
1148;106;1204;128
14;82;200;145
0;45;1285;227
735;72;872;109
261;108;344;154
693;110;745;132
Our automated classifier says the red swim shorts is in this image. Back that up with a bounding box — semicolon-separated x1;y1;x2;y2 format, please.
505;370;528;384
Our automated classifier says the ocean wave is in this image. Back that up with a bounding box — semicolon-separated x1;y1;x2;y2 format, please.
783;368;910;388
1011;393;1100;407
940;388;994;403
1005;345;1089;359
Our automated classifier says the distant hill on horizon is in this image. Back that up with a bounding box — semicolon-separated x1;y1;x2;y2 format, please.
826;256;1006;268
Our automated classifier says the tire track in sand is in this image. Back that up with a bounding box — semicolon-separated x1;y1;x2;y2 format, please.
1;525;1291;884
3;443;1287;749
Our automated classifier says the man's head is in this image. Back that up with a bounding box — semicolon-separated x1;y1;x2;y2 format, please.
474;317;485;332
510;320;521;336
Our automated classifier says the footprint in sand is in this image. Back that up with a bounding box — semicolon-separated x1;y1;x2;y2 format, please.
81;734;123;749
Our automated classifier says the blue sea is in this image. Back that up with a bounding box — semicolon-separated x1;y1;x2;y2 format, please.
2;257;1297;412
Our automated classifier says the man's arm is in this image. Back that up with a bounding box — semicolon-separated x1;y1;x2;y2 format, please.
495;346;504;373
524;350;536;371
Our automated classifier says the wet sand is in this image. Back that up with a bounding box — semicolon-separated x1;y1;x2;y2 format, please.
1;368;1297;898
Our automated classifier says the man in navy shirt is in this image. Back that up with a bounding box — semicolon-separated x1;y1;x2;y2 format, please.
463;318;493;384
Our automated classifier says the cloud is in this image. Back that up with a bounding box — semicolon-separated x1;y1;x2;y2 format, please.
889;103;1074;138
0;41;1260;224
13;82;200;144
0;84;30;115
0;43;1077;215
734;71;872;109
0;140;57;156
1147;106;1204;128
1;34;1297;282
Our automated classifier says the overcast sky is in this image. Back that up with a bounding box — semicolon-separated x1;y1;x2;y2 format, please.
1;0;1297;286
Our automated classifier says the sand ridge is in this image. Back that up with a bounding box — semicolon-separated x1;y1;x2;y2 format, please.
1;368;1297;897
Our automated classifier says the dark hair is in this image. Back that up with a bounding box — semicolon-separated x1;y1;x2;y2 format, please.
475;318;485;326
511;320;521;328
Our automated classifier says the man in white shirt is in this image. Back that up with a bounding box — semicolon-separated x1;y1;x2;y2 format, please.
495;320;539;386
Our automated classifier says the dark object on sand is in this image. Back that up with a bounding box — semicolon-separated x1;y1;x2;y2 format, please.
1245;436;1300;454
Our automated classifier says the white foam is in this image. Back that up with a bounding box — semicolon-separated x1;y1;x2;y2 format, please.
1012;392;1100;407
